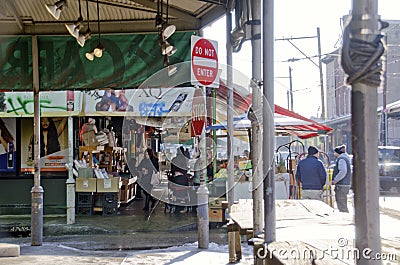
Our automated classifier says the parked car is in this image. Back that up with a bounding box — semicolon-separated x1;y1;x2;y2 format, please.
379;146;400;192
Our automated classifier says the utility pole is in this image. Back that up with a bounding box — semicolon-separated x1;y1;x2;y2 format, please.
263;0;276;244
381;36;388;146
276;28;325;118
341;0;382;263
317;27;325;119
289;66;293;111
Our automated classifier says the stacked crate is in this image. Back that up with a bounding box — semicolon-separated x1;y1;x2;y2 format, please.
208;197;228;223
76;192;94;216
101;193;119;216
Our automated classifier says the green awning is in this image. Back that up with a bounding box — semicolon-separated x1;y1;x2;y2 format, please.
0;32;193;91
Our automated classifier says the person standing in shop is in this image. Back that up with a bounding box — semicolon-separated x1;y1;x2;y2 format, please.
138;148;159;210
332;145;352;212
295;146;327;201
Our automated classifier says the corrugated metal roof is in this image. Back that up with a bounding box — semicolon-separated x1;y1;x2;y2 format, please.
0;0;228;35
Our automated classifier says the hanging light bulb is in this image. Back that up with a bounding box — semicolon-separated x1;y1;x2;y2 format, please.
94;43;105;57
85;51;94;61
162;24;176;40
161;41;175;55
77;28;91;47
65;20;82;39
65;0;83;39
45;0;67;20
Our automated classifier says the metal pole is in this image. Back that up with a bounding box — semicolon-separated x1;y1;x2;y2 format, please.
66;116;75;224
263;0;276;243
226;10;236;263
350;1;381;263
289;66;293;111
381;36;388;146
212;88;217;176
317;27;325;120
251;0;263;241
197;95;209;248
31;35;43;246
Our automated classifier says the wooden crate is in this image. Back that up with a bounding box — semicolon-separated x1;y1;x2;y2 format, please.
209;208;225;223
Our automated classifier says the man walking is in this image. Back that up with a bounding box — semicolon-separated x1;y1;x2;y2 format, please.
332;145;352;212
296;146;327;201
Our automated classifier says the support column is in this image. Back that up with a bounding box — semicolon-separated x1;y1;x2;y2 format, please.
31;35;43;246
263;0;276;244
66;116;75;224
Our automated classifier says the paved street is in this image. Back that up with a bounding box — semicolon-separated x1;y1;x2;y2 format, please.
0;196;400;264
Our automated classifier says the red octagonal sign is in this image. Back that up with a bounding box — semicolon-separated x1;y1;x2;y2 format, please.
191;87;206;136
191;36;219;88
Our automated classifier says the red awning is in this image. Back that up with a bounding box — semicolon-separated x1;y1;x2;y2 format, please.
215;82;332;139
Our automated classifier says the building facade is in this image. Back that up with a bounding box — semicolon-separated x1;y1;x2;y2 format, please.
323;19;400;153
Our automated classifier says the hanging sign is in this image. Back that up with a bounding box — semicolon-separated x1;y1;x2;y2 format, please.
191;36;219;88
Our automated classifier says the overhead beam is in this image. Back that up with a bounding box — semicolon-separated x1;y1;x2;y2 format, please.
0;20;200;36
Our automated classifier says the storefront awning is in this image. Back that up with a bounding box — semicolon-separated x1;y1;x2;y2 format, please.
206;105;332;139
212;82;332;139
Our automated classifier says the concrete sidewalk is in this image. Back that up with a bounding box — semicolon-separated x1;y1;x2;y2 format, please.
0;241;254;265
1;196;400;264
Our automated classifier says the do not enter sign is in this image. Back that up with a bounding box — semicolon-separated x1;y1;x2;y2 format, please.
191;36;219;88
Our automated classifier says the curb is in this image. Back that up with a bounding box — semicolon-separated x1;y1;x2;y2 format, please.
0;243;20;257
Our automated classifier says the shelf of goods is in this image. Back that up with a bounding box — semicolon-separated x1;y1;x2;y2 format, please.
76;145;137;216
78;146;126;172
119;176;137;204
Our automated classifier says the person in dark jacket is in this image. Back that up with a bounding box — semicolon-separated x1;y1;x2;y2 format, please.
138;148;158;210
296;146;327;201
170;146;189;186
332;145;351;212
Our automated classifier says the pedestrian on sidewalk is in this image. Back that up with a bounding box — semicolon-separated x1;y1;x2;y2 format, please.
296;146;327;201
138;148;158;210
332;145;352;212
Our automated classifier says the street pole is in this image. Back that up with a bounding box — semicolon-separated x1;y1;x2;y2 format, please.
251;0;263;240
289;66;293;111
263;0;276;244
317;27;325;120
344;1;382;263
66;116;75;225
197;110;209;248
31;35;43;246
225;10;236;263
381;36;388;146
276;29;325;118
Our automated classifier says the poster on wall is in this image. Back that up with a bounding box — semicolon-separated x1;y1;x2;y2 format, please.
83;88;195;117
0;91;81;117
21;118;68;173
0;118;16;172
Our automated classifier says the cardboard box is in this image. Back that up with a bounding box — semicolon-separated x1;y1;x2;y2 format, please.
82;131;99;147
96;177;120;192
76;178;97;192
209;208;225;223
